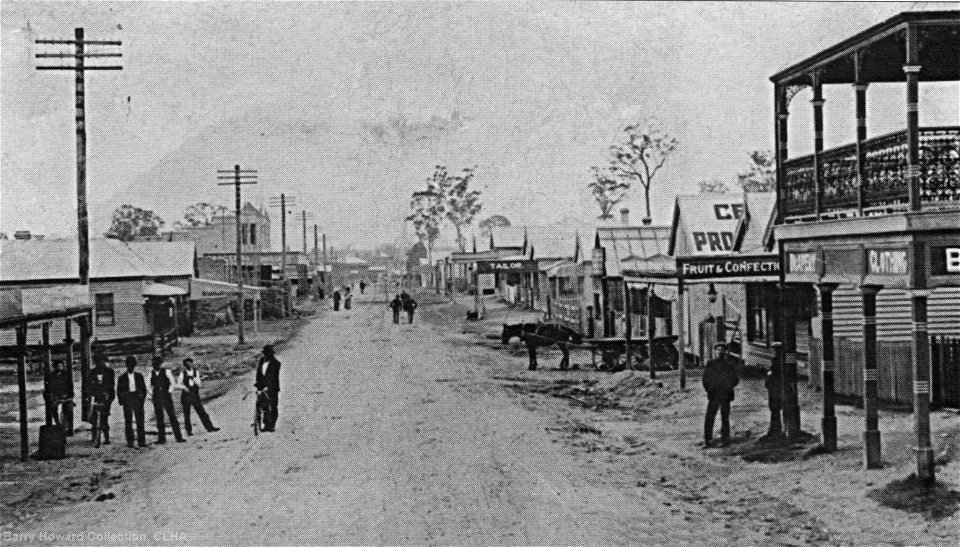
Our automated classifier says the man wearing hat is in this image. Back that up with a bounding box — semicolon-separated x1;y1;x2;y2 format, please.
701;342;740;447
87;356;115;443
150;356;185;443
255;345;282;432
116;356;147;448
174;358;219;435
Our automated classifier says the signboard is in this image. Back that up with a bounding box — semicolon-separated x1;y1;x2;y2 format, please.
931;246;960;275
787;252;820;275
676;194;745;256
476;260;538;274
677;255;780;280
867;249;908;276
478;274;495;291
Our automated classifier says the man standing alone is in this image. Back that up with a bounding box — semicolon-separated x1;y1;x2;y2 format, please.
255;345;282;432
150;357;185;444
174;358;219;436
702;343;739;447
116;356;147;448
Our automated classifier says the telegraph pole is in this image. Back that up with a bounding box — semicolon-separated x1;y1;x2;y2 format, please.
36;28;121;421
269;194;295;278
218;165;258;346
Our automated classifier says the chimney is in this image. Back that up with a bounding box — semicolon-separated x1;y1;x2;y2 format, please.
642;217;653;226
620;208;630;225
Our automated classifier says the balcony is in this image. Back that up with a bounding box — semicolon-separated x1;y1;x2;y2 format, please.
783;127;960;220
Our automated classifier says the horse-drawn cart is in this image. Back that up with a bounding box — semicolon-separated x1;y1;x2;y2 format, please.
583;335;679;372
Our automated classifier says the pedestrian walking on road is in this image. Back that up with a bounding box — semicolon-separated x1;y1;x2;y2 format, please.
359;280;366;294
150;357;186;444
400;291;417;324
702;343;739;447
116;356;146;448
174;358;220;436
255;345;282;432
389;294;403;324
332;289;341;311
88;357;115;442
344;292;353;310
43;359;73;430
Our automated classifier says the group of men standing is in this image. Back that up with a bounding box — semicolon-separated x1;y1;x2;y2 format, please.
389;291;417;324
57;354;220;449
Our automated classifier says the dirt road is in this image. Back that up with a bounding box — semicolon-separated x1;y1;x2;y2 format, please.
11;293;688;545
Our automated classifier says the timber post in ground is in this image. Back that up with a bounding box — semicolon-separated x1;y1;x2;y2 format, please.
817;283;838;452
861;284;882;468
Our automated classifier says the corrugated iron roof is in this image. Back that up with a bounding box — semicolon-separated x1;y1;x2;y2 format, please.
596;225;672;277
0;239;195;282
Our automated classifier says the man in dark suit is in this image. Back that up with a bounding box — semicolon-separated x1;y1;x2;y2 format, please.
116;356;147;448
255;345;281;432
150;356;185;444
702;343;740;447
44;359;73;430
88;356;115;444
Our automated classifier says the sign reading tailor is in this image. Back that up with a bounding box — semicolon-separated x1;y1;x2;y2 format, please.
678;255;780;280
476;260;538;274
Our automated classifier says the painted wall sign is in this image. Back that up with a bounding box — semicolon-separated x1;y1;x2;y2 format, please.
692;231;735;253
476;260;538;274
677;255;780;280
867;249;908;275
823;248;863;280
931;246;960;275
787;252;820;274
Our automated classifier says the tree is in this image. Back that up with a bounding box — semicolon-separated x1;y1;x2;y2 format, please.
180;202;229;228
478;215;511;237
587;165;629;220
698;179;731;194
737;150;776;193
608;118;679;220
104;204;165;242
406;189;443;278
444;166;482;252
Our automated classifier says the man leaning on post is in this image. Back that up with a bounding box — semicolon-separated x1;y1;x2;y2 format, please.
702;342;739;448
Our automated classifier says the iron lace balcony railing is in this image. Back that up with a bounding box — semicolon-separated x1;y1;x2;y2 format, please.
783;126;960;219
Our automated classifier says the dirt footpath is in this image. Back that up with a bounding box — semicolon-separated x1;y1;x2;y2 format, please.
3;292;958;545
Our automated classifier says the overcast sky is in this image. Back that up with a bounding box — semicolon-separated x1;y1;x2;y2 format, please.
2;1;957;250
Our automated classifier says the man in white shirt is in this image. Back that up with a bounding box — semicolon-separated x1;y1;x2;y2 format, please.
150;356;185;444
173;358;219;435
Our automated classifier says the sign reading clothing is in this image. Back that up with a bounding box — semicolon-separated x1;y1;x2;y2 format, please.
678;255;780;280
476;260;538;274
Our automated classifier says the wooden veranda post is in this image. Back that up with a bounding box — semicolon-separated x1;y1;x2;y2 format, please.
677;279;686;389
818;283;839;452
77;314;92;426
64;318;74;420
42;323;52;426
624;282;633;370
861;284;883;468
647;285;656;380
16;325;29;461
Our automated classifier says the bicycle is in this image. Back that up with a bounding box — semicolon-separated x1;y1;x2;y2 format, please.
252;388;269;436
89;400;107;448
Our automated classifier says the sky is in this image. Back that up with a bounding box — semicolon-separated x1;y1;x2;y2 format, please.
2;1;957;251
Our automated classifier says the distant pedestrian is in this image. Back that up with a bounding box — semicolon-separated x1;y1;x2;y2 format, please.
389;294;402;324
344;292;353;310
317;285;325;301
150;356;185;444
88;356;115;443
702;343;739;447
43;359;73;430
359;280;367;294
333;289;341;311
400;291;417;324
174;358;219;436
116;356;146;448
255;345;281;432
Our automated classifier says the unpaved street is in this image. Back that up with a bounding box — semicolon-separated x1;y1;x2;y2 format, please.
19;294;690;545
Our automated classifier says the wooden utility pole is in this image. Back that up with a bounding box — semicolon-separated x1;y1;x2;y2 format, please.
269;194;296;278
36;28;120;415
313;224;320;292
36;28;121;285
218;165;258;346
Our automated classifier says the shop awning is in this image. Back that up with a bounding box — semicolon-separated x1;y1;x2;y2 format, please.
142;282;188;297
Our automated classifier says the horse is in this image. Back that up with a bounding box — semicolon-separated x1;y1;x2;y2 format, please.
501;322;583;371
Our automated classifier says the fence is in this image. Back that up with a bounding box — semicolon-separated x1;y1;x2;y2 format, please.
932;336;960;409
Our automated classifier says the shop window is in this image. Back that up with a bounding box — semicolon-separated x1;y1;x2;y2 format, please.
95;293;115;326
249;223;257;246
746;284;772;345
